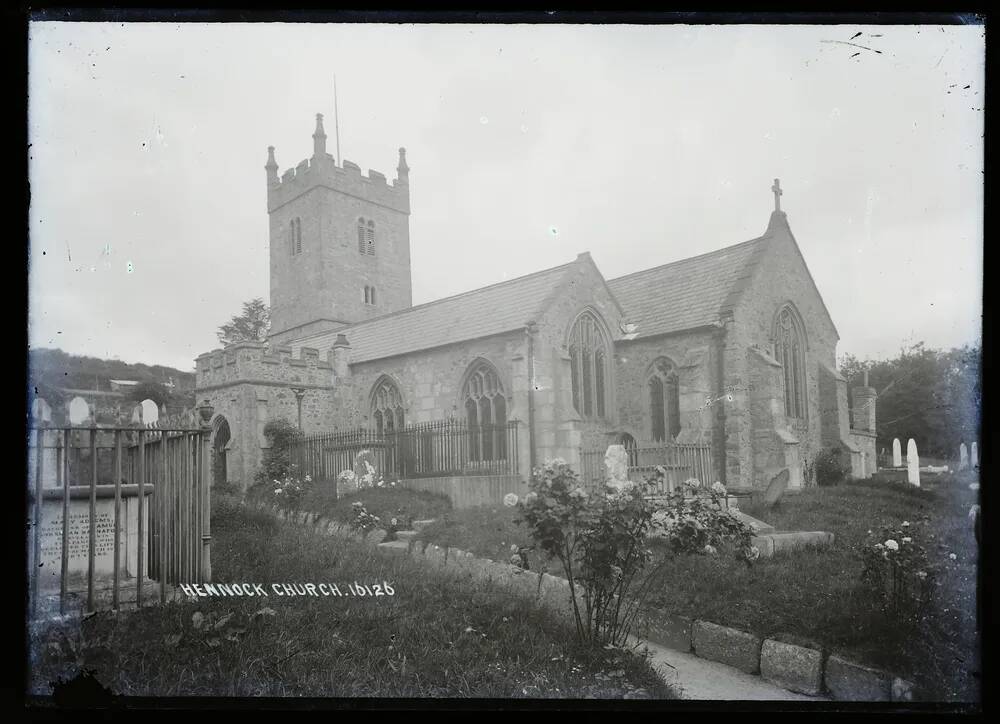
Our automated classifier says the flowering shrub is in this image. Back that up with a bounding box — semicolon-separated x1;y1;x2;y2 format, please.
254;418;305;487
860;519;937;622
516;460;756;647
814;446;850;487
337;469;358;496
270;465;311;508
652;471;757;562
349;501;382;535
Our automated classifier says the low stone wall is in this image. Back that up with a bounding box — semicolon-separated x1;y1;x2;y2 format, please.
399;474;525;510
255;500;916;702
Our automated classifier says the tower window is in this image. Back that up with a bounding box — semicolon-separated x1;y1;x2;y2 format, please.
363;285;377;306
358;217;376;255
289;218;302;256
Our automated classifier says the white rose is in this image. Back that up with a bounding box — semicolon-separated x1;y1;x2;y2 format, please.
503;493;519;507
885;539;899;551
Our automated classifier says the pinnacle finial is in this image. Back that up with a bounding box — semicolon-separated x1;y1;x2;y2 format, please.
397;147;409;182
771;178;783;212
313;113;327;157
265;145;278;184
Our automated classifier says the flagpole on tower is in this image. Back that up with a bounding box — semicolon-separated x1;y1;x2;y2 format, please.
333;75;341;163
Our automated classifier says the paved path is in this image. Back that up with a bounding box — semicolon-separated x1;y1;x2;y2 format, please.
636;639;829;701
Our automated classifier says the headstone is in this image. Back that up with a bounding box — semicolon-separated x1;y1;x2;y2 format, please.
31;397;52;423
130;404;142;425
69;397;91;425
604;444;629;489
906;439;920;487
892;438;902;468
761;469;790;508
140;399;159;426
971;442;979;469
353;449;381;489
959;443;969;471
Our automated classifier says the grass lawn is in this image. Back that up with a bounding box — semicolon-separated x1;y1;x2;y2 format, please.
28;494;674;699
416;476;981;701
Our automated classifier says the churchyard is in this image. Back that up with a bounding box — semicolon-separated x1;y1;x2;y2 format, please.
29;492;673;699
27;412;980;703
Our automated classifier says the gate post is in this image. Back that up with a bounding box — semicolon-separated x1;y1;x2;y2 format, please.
197;402;214;582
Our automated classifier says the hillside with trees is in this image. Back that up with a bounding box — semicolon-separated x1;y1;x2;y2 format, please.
27;347;197;409
840;342;981;459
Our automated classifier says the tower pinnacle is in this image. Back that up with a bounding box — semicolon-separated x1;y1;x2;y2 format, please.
313;113;327;158
397;147;409;184
265;145;278;184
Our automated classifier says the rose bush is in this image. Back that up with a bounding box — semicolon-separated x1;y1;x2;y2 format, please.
516;459;756;647
860;518;937;622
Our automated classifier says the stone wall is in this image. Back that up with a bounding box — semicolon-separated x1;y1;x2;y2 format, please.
729;216;842;487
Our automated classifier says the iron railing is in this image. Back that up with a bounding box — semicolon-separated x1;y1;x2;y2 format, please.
290;419;521;482
27;423;211;618
579;440;714;495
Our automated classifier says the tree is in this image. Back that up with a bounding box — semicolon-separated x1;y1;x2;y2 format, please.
840;342;982;458
217;298;270;346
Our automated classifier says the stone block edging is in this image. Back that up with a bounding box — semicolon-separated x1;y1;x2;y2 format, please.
255;501;915;701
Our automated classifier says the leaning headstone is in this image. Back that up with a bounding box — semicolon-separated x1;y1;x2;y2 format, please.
906;439;920;487
604;444;629;489
761;469;790;509
892;439;902;468
959;443;969;471
971;442;979;469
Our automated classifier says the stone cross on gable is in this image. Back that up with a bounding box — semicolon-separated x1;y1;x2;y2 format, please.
771;179;783;212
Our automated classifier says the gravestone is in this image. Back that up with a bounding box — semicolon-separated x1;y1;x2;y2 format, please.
69;397;91;425
906;439;920;487
959;443;969;471
353;450;381;489
604;444;629;489
760;469;790;509
34;486;151;593
892;438;902;468
971;442;979;469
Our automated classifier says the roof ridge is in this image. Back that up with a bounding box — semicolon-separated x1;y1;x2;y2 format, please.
607;235;767;284
289;259;575;345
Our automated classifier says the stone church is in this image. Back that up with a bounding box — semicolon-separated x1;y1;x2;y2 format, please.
195;113;877;498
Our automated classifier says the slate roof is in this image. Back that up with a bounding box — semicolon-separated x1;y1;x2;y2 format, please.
606;236;772;340
288;262;574;363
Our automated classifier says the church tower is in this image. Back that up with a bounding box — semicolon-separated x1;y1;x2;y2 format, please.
265;113;412;344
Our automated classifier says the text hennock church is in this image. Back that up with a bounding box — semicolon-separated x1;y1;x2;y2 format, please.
195;112;877;498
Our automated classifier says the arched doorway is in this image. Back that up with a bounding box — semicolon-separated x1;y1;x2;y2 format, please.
212;416;232;488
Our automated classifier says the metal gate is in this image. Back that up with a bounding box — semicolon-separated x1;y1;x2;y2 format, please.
27;423;212;618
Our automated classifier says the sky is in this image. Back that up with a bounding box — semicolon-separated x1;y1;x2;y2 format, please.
27;21;984;372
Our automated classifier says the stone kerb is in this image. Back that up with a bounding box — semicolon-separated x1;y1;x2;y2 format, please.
257;501;916;701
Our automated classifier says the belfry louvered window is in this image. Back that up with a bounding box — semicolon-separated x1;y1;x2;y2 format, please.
289;217;302;256
358;218;376;255
568;311;611;420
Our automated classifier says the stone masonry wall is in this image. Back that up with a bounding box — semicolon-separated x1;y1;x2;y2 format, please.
730;216;842;487
267;151;412;341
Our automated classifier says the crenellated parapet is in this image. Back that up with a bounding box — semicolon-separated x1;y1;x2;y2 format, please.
195;340;346;391
266;151;410;215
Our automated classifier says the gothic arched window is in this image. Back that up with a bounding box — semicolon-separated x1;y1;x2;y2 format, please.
568;311;611;420
358;218;376;255
647;357;680;442
371;377;405;436
773;304;807;420
462;360;507;461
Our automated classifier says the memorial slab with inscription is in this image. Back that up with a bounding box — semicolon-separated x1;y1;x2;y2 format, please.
33;487;150;591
